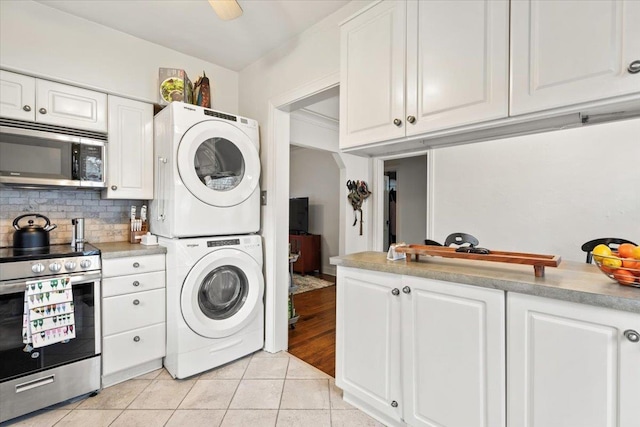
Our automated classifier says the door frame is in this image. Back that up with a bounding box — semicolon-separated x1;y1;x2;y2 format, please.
264;72;340;352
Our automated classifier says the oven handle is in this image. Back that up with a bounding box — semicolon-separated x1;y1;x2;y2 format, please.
0;272;102;296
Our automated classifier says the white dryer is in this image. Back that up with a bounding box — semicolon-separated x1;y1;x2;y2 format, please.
150;102;260;238
161;234;264;379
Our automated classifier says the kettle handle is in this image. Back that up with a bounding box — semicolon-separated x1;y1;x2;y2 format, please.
13;213;52;230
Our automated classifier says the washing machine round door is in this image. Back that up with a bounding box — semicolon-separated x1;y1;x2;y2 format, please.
177;121;260;207
181;249;264;338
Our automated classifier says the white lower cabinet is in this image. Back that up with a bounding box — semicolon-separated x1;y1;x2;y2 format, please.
101;254;166;387
336;267;505;426
508;293;640;427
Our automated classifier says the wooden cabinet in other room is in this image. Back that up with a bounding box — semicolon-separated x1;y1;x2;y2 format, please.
0;70;107;132
102;96;153;200
510;0;640;115
336;267;505;427
101;254;166;387
289;234;321;275
339;0;509;148
508;293;640;427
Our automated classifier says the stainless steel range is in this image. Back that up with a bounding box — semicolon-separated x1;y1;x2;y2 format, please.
0;243;102;423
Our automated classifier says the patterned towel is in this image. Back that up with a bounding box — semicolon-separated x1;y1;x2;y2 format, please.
23;276;76;348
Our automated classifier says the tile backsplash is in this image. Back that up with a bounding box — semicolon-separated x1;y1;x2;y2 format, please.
0;188;147;247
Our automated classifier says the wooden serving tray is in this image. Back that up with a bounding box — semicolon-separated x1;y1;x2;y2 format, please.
394;245;561;277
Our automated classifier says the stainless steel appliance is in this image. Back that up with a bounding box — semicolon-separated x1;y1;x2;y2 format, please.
71;218;85;249
0;119;106;188
0;243;102;423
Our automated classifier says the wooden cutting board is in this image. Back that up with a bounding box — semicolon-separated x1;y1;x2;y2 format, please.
394;244;561;277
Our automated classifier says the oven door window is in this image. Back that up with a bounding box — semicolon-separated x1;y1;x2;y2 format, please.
0;132;72;180
0;282;97;383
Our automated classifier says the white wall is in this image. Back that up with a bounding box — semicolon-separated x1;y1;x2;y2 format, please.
431;118;640;262
290;147;340;275
386;155;428;245
0;0;238;112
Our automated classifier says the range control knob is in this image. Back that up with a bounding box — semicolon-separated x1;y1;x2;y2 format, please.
31;263;45;273
65;261;77;271
49;262;62;273
80;259;92;269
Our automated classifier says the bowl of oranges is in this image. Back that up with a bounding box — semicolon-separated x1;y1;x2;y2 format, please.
592;243;640;287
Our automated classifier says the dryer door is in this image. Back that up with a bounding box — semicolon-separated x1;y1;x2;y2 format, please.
181;249;264;338
177;121;260;207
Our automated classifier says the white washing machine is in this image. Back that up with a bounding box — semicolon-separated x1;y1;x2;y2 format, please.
161;234;264;379
149;102;261;238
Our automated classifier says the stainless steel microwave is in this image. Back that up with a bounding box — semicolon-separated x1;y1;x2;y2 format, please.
0;119;106;188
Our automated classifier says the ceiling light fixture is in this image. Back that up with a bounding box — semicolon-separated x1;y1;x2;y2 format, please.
208;0;243;21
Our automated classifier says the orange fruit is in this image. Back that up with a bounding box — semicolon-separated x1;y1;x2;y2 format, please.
613;269;637;286
618;243;637;259
622;258;640;271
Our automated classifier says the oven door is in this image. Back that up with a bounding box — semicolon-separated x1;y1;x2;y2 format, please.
0;272;101;383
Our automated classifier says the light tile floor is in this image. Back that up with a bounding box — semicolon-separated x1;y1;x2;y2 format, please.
5;351;384;427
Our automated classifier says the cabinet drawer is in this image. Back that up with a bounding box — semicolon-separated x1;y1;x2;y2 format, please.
103;271;165;298
103;288;165;335
102;254;165;277
102;323;165;376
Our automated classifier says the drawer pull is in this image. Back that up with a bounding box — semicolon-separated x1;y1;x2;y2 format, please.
133;336;140;342
133;299;140;306
132;281;140;287
133;262;140;268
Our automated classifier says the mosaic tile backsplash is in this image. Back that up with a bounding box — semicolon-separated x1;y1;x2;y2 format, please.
0;187;147;247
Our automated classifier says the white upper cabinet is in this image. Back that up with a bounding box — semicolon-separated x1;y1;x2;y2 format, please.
510;0;640;115
103;95;153;200
340;0;509;149
508;293;640;427
0;70;107;132
0;70;36;121
340;1;406;148
36;79;107;132
406;0;509;135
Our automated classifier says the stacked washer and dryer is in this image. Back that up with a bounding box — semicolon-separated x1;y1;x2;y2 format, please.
149;103;264;379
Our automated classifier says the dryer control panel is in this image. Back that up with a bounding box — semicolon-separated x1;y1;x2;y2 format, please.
207;239;240;247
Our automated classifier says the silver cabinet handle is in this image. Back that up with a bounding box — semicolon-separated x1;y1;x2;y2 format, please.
133;336;140;342
391;400;398;408
393;118;402;127
624;329;640;342
133;262;140;268
628;60;640;74
402;286;411;294
133;299;140;305
407;115;416;124
391;288;400;296
132;281;140;287
39;108;47;114
23;105;31;112
111;185;117;190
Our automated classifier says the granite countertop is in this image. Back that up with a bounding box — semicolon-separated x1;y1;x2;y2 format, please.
93;241;167;259
330;252;640;314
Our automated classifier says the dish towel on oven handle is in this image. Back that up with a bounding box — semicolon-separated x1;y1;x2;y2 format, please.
22;276;76;349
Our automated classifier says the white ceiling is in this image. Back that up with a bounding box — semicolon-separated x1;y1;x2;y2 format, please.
35;0;350;71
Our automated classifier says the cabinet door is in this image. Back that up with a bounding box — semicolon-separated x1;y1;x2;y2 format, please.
508;293;640;427
103;96;153;199
336;267;403;422
0;70;36;121
511;0;640;115
406;0;509;134
340;0;406;148
402;277;505;427
36;79;107;132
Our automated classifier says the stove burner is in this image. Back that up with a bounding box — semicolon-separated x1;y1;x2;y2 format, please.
0;243;100;264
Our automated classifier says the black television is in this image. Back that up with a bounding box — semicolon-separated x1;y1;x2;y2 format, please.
289;197;309;235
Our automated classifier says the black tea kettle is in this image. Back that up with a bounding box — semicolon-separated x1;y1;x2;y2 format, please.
13;213;57;250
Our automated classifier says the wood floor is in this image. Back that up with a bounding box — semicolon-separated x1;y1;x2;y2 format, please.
287;274;336;377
